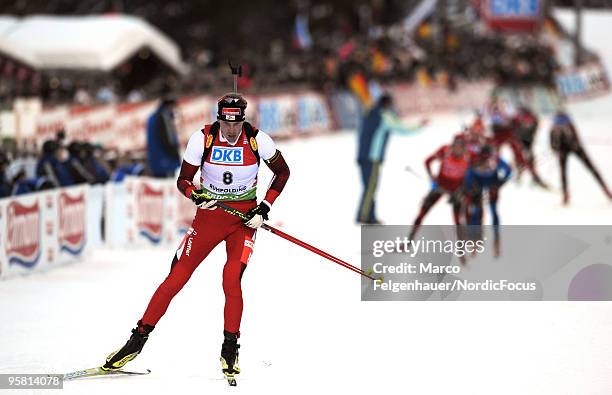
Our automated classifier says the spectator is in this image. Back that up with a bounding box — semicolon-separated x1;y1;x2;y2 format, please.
13;177;55;195
0;151;13;197
36;140;75;187
56;129;66;147
356;93;428;224
146;97;181;178
67;141;96;184
6;145;36;183
83;143;111;184
112;153;146;182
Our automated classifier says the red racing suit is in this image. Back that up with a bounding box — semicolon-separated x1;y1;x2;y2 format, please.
140;123;290;334
425;145;470;192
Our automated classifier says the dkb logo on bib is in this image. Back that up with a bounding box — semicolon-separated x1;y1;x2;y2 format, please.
210;147;243;164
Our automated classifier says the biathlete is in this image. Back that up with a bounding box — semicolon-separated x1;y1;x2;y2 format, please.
463;144;512;257
409;136;470;244
101;93;290;384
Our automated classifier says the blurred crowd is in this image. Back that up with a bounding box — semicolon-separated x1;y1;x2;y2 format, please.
0;0;567;198
0;96;183;197
0;132;147;198
1;0;559;106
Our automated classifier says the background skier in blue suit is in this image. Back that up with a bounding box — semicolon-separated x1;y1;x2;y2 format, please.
464;144;512;257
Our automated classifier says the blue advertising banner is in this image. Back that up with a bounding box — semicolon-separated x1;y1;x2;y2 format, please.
489;0;540;18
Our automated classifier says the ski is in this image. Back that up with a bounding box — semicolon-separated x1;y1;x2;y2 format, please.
223;372;237;387
63;367;151;381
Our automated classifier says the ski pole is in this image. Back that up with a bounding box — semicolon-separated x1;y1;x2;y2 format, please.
260;223;377;280
213;201;378;281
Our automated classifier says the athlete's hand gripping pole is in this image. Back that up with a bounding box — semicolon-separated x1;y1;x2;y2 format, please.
190;189;217;209
213;201;380;282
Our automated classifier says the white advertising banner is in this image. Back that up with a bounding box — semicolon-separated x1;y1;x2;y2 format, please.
114;101;157;150
105;177;183;249
176;95;215;145
0;185;90;279
64;105;116;147
256;94;298;137
25;90;336;151
35;106;69;141
556;62;610;100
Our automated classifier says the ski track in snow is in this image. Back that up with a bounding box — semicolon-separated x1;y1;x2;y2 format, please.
1;97;611;394
4;17;612;390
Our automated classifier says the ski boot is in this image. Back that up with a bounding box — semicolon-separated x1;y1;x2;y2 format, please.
102;320;154;371
220;330;240;386
532;176;549;190
493;237;501;258
562;191;570;206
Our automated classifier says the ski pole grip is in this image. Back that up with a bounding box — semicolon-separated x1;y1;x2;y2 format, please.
228;60;242;76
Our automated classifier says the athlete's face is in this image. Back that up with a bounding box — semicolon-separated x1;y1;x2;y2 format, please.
451;142;465;157
220;121;244;144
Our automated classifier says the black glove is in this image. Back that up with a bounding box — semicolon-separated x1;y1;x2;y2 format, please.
190;189;217;209
243;202;270;228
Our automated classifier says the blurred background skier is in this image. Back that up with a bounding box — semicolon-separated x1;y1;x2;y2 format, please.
488;100;547;188
463;144;512;257
550;110;612;205
512;105;540;183
409;135;470;245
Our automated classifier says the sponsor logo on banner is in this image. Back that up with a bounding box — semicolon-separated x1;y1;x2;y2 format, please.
6;201;41;268
176;95;214;143
58;192;86;255
556;62;610;100
297;95;330;132
115;101;156;150
482;0;542;32
388;81;492;115
210;147;243;164
65;105;115;146
258;96;296;136
36;107;69;141
489;0;539;17
137;183;164;244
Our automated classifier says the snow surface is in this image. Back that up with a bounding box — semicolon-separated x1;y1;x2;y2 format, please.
1;96;611;394
2;11;612;394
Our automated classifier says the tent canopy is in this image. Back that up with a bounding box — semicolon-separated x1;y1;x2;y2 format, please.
0;15;187;74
